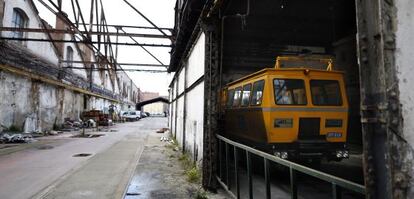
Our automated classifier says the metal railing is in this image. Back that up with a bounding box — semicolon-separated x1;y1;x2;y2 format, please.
216;135;366;199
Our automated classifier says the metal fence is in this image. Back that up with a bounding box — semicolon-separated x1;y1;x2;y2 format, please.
216;135;366;199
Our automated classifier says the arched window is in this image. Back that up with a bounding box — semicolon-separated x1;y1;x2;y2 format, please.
66;46;74;67
11;8;28;40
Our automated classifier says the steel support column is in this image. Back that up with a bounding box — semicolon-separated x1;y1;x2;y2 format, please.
202;18;220;190
356;0;411;198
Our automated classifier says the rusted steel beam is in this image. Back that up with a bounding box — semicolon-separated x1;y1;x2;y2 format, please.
70;0;79;27
73;0;89;36
123;0;170;37
60;60;168;68
88;0;94;33
0;37;172;47
80;23;173;31
0;27;170;38
37;0;95;48
63;66;167;73
119;28;166;67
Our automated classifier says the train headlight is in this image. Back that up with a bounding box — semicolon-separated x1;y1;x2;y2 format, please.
274;152;281;157
326;119;343;128
343;151;349;158
281;152;288;159
336;151;343;158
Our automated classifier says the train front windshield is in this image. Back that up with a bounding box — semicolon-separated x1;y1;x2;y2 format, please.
310;80;342;106
274;79;307;105
273;79;343;106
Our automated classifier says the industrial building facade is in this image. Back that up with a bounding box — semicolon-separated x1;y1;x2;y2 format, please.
168;0;414;198
0;0;140;133
169;32;205;165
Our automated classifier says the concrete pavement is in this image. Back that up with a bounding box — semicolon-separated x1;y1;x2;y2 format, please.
124;122;229;199
0;118;167;199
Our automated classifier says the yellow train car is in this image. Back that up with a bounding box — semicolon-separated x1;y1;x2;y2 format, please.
222;56;349;161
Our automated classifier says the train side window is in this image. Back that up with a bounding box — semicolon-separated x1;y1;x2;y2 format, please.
274;79;307;105
226;89;235;108
232;87;242;107
251;80;265;105
241;84;252;106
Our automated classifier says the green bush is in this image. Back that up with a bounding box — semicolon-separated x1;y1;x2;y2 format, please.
186;166;201;183
194;189;208;199
7;125;20;132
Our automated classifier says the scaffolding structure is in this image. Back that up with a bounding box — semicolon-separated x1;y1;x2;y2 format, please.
0;0;172;73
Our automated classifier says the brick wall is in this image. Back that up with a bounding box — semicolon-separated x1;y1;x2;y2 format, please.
141;92;159;101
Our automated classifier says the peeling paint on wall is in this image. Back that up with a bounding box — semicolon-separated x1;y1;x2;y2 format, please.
395;0;414;197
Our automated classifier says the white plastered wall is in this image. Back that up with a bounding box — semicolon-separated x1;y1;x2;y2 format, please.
2;0;59;65
395;0;414;146
169;32;205;163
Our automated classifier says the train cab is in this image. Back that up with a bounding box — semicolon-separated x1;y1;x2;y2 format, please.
222;56;349;161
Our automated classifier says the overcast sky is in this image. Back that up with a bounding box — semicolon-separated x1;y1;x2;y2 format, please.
34;0;175;96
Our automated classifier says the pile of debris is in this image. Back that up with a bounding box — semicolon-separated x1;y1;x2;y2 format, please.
0;133;34;143
160;135;179;151
160;136;171;142
62;118;83;131
60;118;98;131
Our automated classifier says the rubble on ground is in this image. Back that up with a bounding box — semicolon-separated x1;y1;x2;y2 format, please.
0;133;34;143
160;136;170;142
63;119;82;130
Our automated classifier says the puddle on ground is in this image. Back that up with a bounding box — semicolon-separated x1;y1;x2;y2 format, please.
71;134;105;138
37;145;54;150
73;153;92;157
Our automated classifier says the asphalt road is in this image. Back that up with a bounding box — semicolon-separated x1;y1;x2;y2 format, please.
0;117;168;199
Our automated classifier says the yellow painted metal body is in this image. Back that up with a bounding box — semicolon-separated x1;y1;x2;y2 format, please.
222;57;349;151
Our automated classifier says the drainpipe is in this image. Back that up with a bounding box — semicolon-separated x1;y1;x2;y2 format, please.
218;0;250;112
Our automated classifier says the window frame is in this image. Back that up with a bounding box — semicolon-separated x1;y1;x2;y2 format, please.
310;79;343;106
250;79;265;106
232;87;242;107
66;46;74;67
241;84;252;107
273;78;308;106
226;89;235;108
11;8;28;40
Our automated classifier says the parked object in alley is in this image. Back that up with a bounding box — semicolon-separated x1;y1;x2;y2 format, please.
82;110;113;126
221;56;349;161
122;111;142;121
